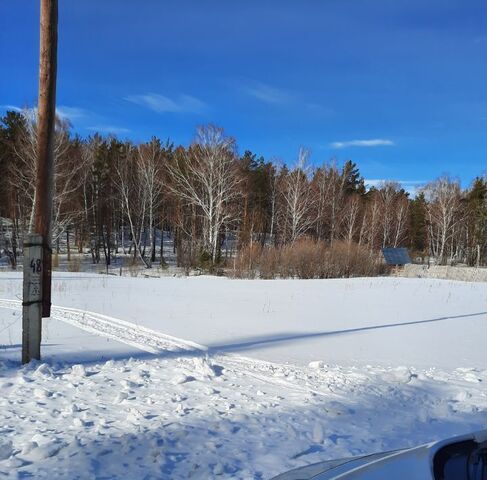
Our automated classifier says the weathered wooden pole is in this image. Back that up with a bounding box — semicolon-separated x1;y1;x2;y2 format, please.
22;0;58;363
36;0;57;319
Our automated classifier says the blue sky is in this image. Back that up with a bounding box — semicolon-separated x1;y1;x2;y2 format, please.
1;1;487;192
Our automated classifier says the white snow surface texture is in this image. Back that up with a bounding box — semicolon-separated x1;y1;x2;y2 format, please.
0;273;486;479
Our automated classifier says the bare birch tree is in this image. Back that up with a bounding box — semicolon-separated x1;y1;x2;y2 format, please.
280;148;315;243
341;193;361;243
167;125;241;263
137;137;165;263
9;109;81;242
114;143;150;267
423;176;463;264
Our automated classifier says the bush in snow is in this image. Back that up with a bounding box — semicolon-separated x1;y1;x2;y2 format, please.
230;238;385;279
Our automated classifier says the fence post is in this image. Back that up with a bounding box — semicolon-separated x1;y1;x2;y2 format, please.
22;234;43;364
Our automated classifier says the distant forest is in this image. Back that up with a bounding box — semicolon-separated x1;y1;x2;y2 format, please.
1;109;486;273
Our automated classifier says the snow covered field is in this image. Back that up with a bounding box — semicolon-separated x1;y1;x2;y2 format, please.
0;273;486;478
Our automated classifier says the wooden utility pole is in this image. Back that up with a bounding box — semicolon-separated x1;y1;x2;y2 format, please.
22;0;58;363
36;0;57;319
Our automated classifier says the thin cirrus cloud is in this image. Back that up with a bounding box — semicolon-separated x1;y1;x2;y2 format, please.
331;139;395;149
240;80;330;114
365;179;426;197
86;125;131;135
365;179;425;188
1;104;130;134
125;93;206;114
0;104;22;112
1;104;88;123
56;106;88;121
241;81;293;105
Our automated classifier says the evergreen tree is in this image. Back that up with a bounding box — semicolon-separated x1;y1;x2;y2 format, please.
0;111;26;217
341;160;365;195
467;177;487;265
409;192;427;254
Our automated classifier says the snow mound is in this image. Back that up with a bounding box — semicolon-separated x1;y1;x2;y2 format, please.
0;440;13;461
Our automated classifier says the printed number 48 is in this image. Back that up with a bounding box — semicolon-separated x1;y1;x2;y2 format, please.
30;259;42;273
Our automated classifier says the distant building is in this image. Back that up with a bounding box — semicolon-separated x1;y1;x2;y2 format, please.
381;247;411;266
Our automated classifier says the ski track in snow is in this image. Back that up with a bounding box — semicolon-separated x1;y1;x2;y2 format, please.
1;298;487;479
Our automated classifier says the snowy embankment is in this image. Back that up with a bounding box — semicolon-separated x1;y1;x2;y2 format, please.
0;274;487;479
399;263;487;282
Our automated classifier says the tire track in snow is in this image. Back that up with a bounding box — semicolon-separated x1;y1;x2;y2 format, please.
0;298;336;398
0;298;207;355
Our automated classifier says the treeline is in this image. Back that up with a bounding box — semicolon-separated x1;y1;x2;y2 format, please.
0;109;486;272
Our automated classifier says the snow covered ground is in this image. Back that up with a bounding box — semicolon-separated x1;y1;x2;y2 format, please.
0;273;486;478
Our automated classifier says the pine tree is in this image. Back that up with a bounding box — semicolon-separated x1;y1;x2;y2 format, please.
409;192;427;254
341;160;365;195
0;111;26;217
467;177;487;266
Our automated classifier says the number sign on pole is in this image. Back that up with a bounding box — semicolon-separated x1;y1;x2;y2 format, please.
22;234;43;364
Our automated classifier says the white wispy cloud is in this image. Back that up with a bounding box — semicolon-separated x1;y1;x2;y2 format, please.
365;179;425;197
240;80;333;117
241;81;293;105
2;104;131;136
125;93;206;114
365;179;425;187
56;106;88;121
0;104;22;112
331;139;395;149
1;104;89;123
86;125;131;135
